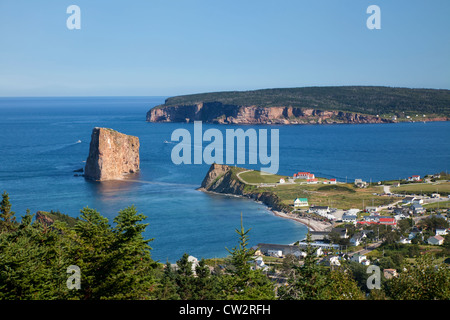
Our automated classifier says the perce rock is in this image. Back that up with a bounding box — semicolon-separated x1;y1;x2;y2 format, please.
84;127;140;181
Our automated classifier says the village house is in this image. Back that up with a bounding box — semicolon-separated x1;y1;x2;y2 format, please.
307;178;319;184
383;269;398;279
309;228;348;242
350;232;367;246
411;203;426;214
427;235;444;246
408;227;422;240
398;237;412;244
323;255;341;267
309;205;336;220
309;205;330;215
394;212;409;220
357;216;397;227
407;175;421;182
412;198;424;205
436;228;448;236
342;214;357;225
256;243;334;258
351;253;370;265
365;206;378;213
403;196;416;204
253;256;269;271
294;198;309;208
354;179;368;188
294;172;315;180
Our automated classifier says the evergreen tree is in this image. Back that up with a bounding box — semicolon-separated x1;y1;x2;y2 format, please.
109;205;156;299
174;253;196;300
0;210;71;299
221;214;275;300
0;191;16;232
193;258;218;300
157;262;180;300
278;232;328;300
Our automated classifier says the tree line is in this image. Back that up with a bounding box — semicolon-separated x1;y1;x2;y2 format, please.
1;191;449;300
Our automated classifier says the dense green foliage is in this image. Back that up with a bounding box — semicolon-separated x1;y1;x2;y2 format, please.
160;86;450;117
0;191;449;300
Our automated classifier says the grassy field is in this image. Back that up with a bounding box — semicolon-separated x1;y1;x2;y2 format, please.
391;181;450;196
238;170;287;184
240;174;393;210
423;200;450;209
228;167;450;211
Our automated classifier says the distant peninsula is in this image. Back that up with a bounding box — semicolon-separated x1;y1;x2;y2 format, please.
147;86;450;125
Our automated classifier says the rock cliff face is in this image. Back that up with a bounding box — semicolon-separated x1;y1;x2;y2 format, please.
147;103;392;125
84;127;140;181
35;211;54;227
199;164;289;213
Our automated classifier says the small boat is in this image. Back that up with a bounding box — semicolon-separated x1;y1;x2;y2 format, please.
164;140;169;143
76;140;82;143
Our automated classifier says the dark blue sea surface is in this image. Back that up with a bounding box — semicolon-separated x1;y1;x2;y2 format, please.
0;97;449;262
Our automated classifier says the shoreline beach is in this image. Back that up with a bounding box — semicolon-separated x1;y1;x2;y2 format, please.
199;188;333;232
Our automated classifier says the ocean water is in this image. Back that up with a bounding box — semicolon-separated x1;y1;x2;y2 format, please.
0;97;449;262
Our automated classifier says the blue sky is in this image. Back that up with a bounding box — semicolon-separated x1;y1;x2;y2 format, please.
0;0;449;96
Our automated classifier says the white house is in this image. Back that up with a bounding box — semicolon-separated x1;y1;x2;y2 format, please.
403;196;416;204
351;253;370;265
347;208;360;215
365;206;378;213
188;256;199;273
267;249;283;258
354;179;368;188
411;203;425;214
294;198;309;208
324;256;341;267
436;228;448;236
428;235;444;245
294;172;315;179
254;256;269;271
350;233;366;246
309;206;330;215
398;237;412;244
342;214;357;225
407;175;421;182
412;198;424;205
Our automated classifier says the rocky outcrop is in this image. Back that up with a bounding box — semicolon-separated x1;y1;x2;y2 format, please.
35;211;54;227
199;164;289;213
147;103;392;125
84;127;140;181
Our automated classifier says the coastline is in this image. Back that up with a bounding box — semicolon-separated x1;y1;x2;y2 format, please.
198;188;332;232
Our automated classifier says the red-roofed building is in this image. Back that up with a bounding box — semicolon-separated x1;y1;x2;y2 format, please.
295;172;315;179
379;217;397;226
357;216;397;227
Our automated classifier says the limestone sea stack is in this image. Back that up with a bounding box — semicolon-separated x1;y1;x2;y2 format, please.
84;127;140;181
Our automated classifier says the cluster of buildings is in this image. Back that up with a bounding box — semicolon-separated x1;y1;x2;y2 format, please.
292;171;336;185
